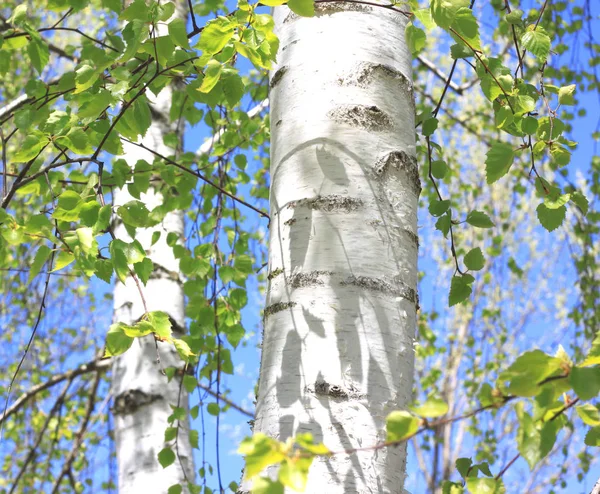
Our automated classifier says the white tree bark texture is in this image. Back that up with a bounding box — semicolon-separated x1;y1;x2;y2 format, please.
252;4;419;493
111;3;194;492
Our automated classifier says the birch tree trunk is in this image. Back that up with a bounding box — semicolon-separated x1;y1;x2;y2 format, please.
251;4;419;492
110;3;194;491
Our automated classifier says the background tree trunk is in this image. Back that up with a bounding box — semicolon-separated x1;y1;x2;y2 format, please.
252;4;419;492
110;3;194;491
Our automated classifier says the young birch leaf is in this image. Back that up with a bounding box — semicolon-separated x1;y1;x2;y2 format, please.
464;247;485;271
406;23;426;55
51;250;75;272
27;36;49;74
449;274;474;306
410;397;448;418
158;447;176;468
168;18;190;49
569;366;600;401
521;26;551;63
28;245;52;284
466;477;505;494
199;60;223;93
558;84;576;105
104;323;134;357
584;427;600;446
430;0;470;30
450;8;481;51
466;210;495;228
576;404;600;426
485;142;514;184
536;203;566;232
197;17;235;55
288;0;315;17
13;132;48;162
386;411;420;441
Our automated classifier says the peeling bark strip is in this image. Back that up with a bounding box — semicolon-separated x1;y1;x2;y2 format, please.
328;104;393;131
264;301;297;317
372;150;422;195
338;62;412;91
113;389;163;416
340;274;417;304
287;194;364;212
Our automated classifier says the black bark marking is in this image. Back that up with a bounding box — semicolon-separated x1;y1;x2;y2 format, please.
113;389;163;416
340;275;417;304
287;194;364;213
264;301;297;317
328;104;392;131
270;66;287;89
372;151;421;196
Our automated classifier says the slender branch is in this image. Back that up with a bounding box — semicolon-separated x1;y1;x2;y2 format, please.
0;358;110;426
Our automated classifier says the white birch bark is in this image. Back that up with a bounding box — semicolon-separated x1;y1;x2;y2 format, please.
110;4;194;492
252;4;419;493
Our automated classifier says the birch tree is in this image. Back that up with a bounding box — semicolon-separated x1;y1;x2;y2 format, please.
108;1;195;490
247;4;419;493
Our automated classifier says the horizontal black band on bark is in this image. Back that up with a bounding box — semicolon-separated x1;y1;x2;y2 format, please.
264;301;297;317
286;194;364;213
328;104;393;131
338;61;412;91
112;389;163;416
372;150;421;196
340;274;417;304
307;379;365;400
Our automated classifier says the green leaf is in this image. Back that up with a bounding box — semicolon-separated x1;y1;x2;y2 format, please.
422;117;438;136
51;250;75;272
167;485;183;494
251;478;285;494
413;8;436;29
28;245;52;284
104;323;134;357
199;60;223;93
238;433;285;479
430;0;470;30
570;366;600;401
134;258;153;285
386;411;420;442
406;24;426;55
288;0;315;16
13;131;48;162
584;426;600;446
168;18;190;49
158;447;176;468
435;213;451;237
558;84;576;105
431;160;448;179
466;210;495;228
464;247;485;271
95;259;113;283
197;17;235;55
183;374;197;393
498;350;563;397
449;274;475;306
450;7;481;51
221;72;245;107
410;397;448;418
27;36;50;74
505;9;523;24
576;404;600;426
465;477;505;494
429;199;451;217
485;142;515;184
207;402;220;416
521;26;551;63
229;288;248;310
536;203;566;232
